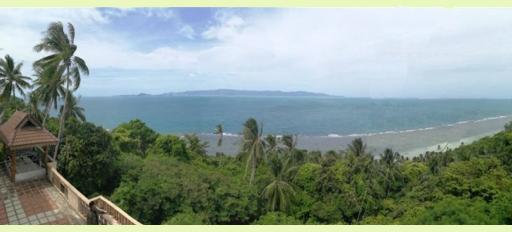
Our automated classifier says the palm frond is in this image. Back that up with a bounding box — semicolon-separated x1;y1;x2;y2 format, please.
73;56;89;75
67;22;75;44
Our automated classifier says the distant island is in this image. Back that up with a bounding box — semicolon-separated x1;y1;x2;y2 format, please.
121;89;336;97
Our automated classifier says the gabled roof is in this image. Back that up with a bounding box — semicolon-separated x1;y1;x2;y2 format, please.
0;111;58;150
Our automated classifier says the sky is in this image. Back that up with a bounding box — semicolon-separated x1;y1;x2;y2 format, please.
1;8;512;98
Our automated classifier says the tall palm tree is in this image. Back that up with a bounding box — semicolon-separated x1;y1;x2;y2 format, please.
379;148;402;197
59;92;85;122
214;124;223;147
0;55;31;101
346;138;373;184
280;134;299;166
34;22;89;160
261;157;296;212
32;64;65;126
280;134;297;153
242;118;265;185
264;134;278;154
348;138;367;157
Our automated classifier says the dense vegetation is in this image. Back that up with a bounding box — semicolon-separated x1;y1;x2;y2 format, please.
1;21;512;225
56;117;512;225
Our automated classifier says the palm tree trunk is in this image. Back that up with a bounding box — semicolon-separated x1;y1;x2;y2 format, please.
12;91;17;110
42;99;52;127
250;151;256;185
52;66;70;161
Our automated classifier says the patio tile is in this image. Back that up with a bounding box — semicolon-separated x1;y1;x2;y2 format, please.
0;172;84;225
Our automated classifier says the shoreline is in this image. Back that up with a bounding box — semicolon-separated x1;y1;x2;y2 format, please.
198;115;512;157
399;131;498;158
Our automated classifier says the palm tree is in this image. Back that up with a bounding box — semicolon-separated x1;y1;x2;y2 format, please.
379;148;402;197
280;134;299;166
280;134;297;153
59;92;85;122
0;55;31;101
348;138;367;157
32;64;65;126
214;124;223;147
264;134;278;154
242;118;265;185
346;138;373;184
25;92;44;122
261;157;296;212
34;22;89;160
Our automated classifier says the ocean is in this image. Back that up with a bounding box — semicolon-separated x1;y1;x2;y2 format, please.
79;96;512;156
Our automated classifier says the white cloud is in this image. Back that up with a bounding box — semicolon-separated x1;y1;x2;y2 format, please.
100;8;175;20
2;8;512;97
139;8;176;20
202;11;245;40
178;24;195;39
0;8;111;76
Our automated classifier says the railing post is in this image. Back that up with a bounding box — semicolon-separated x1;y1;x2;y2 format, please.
10;149;15;182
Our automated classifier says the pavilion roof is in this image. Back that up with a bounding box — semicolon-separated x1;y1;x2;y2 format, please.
0;111;58;150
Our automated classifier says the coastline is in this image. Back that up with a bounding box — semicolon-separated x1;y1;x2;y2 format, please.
399;131;498;158
198;115;512;157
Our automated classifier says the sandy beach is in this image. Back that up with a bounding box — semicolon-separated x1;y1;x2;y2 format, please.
199;115;512;157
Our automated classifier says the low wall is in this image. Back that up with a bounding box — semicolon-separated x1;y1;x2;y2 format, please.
46;162;141;225
90;196;141;225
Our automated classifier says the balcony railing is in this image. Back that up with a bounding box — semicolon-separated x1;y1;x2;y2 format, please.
90;195;141;225
46;162;141;225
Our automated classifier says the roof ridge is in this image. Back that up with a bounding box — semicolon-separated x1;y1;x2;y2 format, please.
0;111;57;148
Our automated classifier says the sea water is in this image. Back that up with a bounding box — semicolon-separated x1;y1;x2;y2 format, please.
79;96;512;155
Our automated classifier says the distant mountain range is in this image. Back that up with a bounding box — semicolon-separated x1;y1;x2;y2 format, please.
123;89;336;97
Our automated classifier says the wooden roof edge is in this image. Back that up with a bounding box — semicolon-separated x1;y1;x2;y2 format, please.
9;141;58;150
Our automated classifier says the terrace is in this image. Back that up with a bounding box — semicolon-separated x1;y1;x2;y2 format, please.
0;171;83;224
0;111;141;225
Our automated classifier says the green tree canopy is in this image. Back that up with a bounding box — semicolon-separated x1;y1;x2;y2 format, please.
112;119;158;156
58;119;120;196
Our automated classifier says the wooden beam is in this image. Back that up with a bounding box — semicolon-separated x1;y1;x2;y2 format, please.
43;146;48;167
10;150;15;182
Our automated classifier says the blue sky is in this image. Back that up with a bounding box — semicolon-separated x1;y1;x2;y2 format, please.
1;8;512;98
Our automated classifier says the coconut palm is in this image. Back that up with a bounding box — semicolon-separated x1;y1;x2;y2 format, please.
32;64;65;126
280;134;297;153
379;148;402;197
264;134;278;154
34;22;89;160
346;138;373;184
59;92;85;122
214;124;223;147
261;157;296;212
25;92;44;122
280;134;300;166
0;55;31;101
242;118;265;185
348;138;367;157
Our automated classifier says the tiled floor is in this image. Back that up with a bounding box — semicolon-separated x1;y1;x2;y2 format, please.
0;172;84;225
